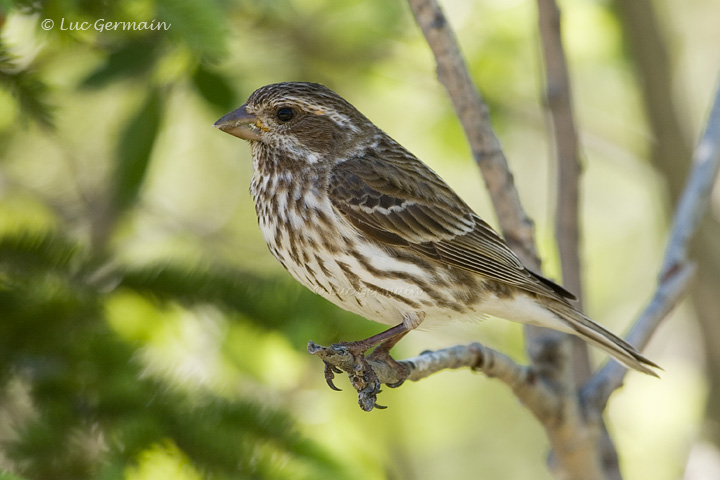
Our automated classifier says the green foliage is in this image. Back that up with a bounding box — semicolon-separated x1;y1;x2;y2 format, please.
0;0;499;476
191;64;237;112
118;262;373;349
4;0;694;478
0;230;348;479
81;38;160;89
114;87;163;212
155;0;227;60
0;43;54;129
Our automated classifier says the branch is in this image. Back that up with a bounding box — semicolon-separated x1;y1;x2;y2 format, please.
406;0;538;266
614;0;692;202
617;1;720;452
308;341;560;418
406;0;568;372
582;262;695;409
536;0;591;383
584;75;720;408
660;80;720;278
537;0;583;301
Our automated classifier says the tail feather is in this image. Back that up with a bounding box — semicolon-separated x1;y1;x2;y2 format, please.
545;303;661;377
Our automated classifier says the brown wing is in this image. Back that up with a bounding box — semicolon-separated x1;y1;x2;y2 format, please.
328;152;575;302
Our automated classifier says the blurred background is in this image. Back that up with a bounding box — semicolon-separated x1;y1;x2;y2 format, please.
0;0;719;478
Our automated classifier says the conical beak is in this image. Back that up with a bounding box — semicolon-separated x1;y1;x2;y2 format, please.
214;105;261;141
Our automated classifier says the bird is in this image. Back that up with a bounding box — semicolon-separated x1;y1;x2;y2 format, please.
214;81;659;389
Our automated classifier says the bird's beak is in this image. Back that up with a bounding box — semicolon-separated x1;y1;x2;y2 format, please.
213;105;261;141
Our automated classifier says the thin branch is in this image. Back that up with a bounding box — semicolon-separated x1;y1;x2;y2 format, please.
536;0;591;384
582;262;695;409
406;0;538;267
406;0;568;370
614;0;692;202
308;341;560;419
660;79;720;278
536;0;583;302
403;2;719;478
584;75;720;408
616;0;720;445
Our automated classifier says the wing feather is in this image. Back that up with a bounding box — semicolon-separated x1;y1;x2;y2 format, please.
329;151;575;301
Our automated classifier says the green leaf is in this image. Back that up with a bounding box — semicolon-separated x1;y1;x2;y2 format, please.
156;0;227;60
0;231;81;273
0;472;31;480
0;43;54;129
117;262;376;347
118;262;277;317
191;64;236;111
81;38;159;89
113;87;163;212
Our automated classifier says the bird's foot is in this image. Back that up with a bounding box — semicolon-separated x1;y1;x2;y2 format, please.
308;339;410;411
367;345;409;388
332;340;385;411
307;324;411;411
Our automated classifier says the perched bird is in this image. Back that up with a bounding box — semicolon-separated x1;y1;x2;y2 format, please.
214;82;659;385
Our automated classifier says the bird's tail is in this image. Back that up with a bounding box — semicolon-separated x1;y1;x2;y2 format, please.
545;303;661;377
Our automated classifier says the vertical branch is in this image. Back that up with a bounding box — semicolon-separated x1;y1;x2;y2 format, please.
405;0;539;268
584;76;720;408
615;0;720;451
535;0;591;383
406;0;570;372
614;0;692;202
659;80;720;278
536;0;583;305
406;1;605;479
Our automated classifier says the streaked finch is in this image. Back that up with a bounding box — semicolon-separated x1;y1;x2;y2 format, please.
214;82;659;393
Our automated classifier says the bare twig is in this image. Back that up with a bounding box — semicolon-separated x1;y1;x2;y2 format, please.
406;2;606;478
536;0;583;302
406;0;568;373
535;3;622;476
614;0;692;202
582;262;695;409
308;341;560;419
402;1;718;478
584;76;720;408
660;80;720;278
406;0;539;267
536;0;591;384
616;0;720;455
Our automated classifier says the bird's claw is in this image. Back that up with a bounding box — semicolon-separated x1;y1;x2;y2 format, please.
309;338;409;411
350;362;383;411
323;361;343;391
343;347;382;411
385;378;406;388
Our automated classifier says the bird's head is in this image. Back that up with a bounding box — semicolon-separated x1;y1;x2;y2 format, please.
214;82;374;161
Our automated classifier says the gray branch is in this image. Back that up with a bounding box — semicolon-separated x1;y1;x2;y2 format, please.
406;0;539;266
660;79;720;278
582;262;695;410
536;0;592;384
406;0;568;375
584;75;720;409
308;341;560;420
398;1;720;479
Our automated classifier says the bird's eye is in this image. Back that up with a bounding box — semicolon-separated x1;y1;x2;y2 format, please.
276;107;295;122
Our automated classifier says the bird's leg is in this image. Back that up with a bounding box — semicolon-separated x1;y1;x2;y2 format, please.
322;313;424;410
366;311;423;388
366;329;410;388
323;323;410;392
